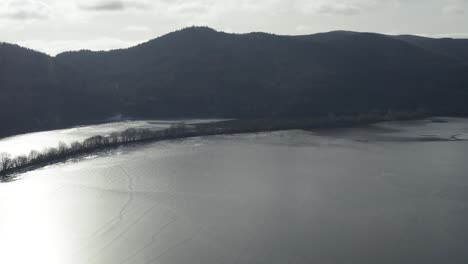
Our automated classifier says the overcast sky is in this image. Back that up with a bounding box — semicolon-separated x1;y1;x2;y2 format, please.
1;0;467;55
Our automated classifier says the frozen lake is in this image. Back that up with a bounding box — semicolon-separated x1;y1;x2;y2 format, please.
0;119;222;157
1;118;468;264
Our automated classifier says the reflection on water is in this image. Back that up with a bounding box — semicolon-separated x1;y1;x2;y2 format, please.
0;120;169;157
0;119;224;157
1;117;468;264
0;182;67;263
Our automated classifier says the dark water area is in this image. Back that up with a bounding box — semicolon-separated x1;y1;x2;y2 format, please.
1;118;467;263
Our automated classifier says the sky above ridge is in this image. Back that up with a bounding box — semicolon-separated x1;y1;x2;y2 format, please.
1;0;467;55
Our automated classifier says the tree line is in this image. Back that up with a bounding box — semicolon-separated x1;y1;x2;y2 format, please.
0;123;193;180
1;111;427;181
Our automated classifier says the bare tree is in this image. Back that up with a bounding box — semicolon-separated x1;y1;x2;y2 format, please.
0;152;12;171
1;122;205;176
14;155;28;167
70;141;83;153
28;150;40;162
58;141;68;155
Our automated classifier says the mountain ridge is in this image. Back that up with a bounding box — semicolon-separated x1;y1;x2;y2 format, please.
1;26;467;137
3;27;468;57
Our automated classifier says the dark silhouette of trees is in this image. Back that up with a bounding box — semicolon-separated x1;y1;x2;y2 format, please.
0;123;192;180
0;153;12;171
0;112;428;181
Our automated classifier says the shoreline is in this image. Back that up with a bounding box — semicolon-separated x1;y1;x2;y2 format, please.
0;112;433;181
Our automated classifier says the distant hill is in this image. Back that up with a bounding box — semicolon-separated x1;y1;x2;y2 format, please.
1;27;468;137
0;43;62;135
394;35;468;63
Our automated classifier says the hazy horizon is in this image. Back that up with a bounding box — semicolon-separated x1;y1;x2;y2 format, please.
3;26;468;57
1;0;468;55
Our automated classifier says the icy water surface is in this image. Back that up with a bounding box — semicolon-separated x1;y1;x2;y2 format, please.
1;118;468;264
0;119;221;156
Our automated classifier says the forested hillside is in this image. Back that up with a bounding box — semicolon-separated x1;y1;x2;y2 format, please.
1;27;467;137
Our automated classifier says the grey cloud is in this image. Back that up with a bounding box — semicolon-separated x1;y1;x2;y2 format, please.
79;0;150;11
0;0;49;20
443;5;465;15
80;1;125;11
176;4;209;14
301;2;362;16
318;3;361;15
0;10;48;20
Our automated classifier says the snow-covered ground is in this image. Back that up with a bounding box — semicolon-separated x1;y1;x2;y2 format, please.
0;119;223;157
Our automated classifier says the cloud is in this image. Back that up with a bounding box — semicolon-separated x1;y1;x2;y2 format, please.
169;1;211;15
295;25;310;33
123;25;152;32
81;0;124;11
156;0;215;17
1;10;47;20
2;0;468;54
443;5;465;15
298;1;362;16
0;0;50;20
316;3;361;15
79;0;150;11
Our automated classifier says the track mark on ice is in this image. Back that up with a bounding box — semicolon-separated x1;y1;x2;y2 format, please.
119;216;178;264
144;226;202;264
73;165;135;258
88;200;163;264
